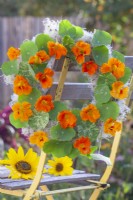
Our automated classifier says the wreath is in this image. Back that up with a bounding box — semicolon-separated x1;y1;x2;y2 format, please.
0;18;132;178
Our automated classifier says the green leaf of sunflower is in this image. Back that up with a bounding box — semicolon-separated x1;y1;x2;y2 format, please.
92;30;112;47
92;45;109;65
50;124;76;141
43;140;72;157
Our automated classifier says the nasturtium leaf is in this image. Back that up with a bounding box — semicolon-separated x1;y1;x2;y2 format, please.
1;60;18;75
18;62;36;85
28;111;49;130
92;30;112;47
63;35;75;51
98;101;119;121
59;20;73;37
74;25;84;39
32;63;47;74
49;101;68;120
43;140;72;157
90;146;98;154
35;34;54;52
97;73;116;87
72;109;81;124
92;45;109;65
112;50;125;63
68;147;80;159
18;88;41;106
9;113;28;128
50;124;76;141
94;84;111;104
20;41;38;61
119;67;132;83
77;121;99;142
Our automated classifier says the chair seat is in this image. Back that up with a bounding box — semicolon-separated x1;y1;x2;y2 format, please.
0;166;100;190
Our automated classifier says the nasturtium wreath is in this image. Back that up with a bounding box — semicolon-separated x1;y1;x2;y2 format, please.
0;18;132;178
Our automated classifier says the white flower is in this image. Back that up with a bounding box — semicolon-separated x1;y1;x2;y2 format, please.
43;18;60;40
9;94;18;107
78;29;94;42
3;75;14;85
21;127;34;136
117;100;130;121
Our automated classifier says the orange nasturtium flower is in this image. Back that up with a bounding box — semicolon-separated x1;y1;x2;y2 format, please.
110;81;129;99
80;104;100;123
57;110;77;129
7;47;21;60
74;136;91;155
35;68;54;89
71;41;91;64
35;95;54;112
100;58;125;79
13;75;32;95
29;131;49;148
28;50;50;64
104;118;122;136
12;102;33;122
48;41;67;59
82;61;98;75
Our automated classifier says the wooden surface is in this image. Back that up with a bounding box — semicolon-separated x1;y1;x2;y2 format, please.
0;167;99;190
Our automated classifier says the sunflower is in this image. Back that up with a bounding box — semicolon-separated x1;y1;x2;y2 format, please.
47;156;73;176
0;146;39;179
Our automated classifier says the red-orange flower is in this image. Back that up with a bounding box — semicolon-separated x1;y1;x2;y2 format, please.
100;58;125;79
7;47;20;60
74;137;91;155
29;131;49;148
71;41;91;64
48;41;67;59
12;102;33;122
35;95;54;112
82;61;98;75
57;110;77;129
28;50;50;64
80;104;100;123
110;81;129;99
104;118;122;136
35;68;54;89
13;75;32;95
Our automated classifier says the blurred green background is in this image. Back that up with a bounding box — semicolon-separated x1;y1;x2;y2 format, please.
0;0;133;199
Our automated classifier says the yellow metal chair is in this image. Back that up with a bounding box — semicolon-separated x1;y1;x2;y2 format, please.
0;56;133;200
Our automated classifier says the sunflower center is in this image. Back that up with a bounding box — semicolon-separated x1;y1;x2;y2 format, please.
15;161;32;174
55;163;63;172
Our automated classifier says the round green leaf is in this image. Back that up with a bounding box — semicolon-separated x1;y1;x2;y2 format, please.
74;25;84;39
97;73;116;87
68;148;80;159
92;30;112;47
92;45;109;65
59;20;73;37
1;60;18;75
94;84;111;104
18;88;41;106
9;113;28;128
28;111;49;130
35;34;54;52
43;140;72;157
112;50;125;63
50;124;76;141
20;41;38;61
49;101;68;120
119;67;132;83
98;101;120;121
